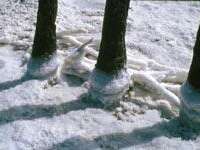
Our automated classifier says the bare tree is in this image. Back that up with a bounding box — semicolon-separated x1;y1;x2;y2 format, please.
32;0;57;58
180;25;200;130
96;0;130;74
187;25;200;89
90;0;131;107
27;0;58;78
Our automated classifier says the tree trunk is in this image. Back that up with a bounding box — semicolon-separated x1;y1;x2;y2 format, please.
32;0;57;58
96;0;130;74
179;25;200;131
187;25;200;90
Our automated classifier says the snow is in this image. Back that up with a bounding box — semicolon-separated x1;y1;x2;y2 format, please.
89;68;130;107
1;0;200;149
26;53;59;79
179;81;200;131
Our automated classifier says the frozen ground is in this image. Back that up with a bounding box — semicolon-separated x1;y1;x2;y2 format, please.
0;0;200;150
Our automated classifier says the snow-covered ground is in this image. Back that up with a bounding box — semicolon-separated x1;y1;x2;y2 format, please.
0;0;200;149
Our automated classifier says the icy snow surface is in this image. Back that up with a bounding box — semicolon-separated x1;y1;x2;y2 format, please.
1;0;200;149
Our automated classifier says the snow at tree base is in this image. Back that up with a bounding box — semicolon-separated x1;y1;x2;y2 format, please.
0;0;200;149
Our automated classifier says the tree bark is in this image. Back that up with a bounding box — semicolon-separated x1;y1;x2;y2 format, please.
187;25;200;90
96;0;130;74
32;0;57;58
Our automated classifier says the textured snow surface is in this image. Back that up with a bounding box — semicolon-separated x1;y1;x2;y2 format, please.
1;0;200;150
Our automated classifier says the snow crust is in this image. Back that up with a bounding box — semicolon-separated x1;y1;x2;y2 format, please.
180;82;200;130
26;53;59;79
89;69;130;107
1;0;200;149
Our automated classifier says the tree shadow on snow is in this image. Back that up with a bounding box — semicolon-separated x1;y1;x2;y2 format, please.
0;93;104;126
0;62;49;92
50;118;200;150
0;72;85;92
62;75;85;87
0;73;86;93
0;73;31;92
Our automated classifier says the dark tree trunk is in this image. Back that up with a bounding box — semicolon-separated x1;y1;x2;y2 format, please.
187;25;200;90
96;0;130;74
32;0;57;58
